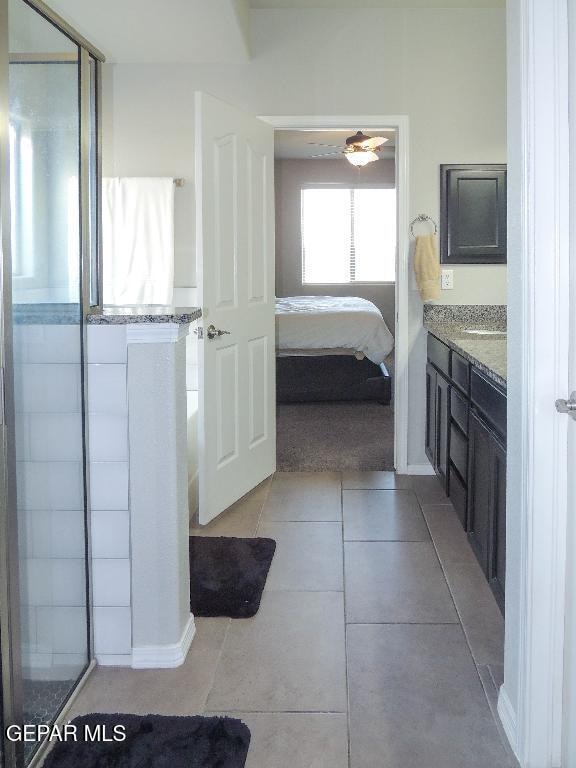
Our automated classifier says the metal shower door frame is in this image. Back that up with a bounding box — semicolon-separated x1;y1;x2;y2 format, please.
0;2;104;765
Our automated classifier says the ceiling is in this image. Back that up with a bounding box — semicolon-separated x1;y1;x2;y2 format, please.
35;0;503;64
251;0;503;7
45;0;250;63
275;129;396;161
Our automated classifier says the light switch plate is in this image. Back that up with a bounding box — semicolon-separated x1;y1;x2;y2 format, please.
441;269;454;290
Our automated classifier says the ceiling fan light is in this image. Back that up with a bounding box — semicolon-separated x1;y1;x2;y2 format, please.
345;150;379;167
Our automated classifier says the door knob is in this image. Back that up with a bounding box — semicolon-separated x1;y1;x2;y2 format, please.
555;392;576;419
206;324;231;340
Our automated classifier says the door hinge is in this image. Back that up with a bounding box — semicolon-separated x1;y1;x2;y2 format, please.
195;327;204;340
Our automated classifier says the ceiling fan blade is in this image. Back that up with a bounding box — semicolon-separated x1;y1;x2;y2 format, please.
307;142;342;149
358;136;389;150
309;152;343;158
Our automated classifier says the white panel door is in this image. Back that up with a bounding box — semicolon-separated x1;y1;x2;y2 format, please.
195;91;275;524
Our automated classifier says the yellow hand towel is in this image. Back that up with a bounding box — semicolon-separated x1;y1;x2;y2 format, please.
414;233;441;301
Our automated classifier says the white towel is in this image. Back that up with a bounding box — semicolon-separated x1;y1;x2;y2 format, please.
102;177;174;306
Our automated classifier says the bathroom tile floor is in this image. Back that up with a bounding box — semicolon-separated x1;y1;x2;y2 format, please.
68;471;517;768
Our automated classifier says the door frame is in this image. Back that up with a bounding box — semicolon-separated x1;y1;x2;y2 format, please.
499;0;571;765
261;114;410;473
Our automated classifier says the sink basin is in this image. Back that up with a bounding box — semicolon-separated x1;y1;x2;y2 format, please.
461;329;506;337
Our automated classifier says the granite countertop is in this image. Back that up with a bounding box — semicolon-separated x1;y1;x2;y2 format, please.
423;305;507;390
87;305;202;325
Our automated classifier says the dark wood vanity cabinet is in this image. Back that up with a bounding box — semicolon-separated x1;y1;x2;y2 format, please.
467;410;496;574
426;336;451;484
426;334;507;613
491;438;507;608
425;363;437;465
426;363;450;485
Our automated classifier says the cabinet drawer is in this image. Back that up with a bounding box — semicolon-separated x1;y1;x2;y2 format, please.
450;387;469;435
470;369;507;439
451;352;470;394
427;334;450;377
448;464;467;528
450;422;468;481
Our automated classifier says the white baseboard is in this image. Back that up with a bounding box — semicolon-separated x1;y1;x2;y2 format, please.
497;685;519;760
131;614;196;669
404;463;435;476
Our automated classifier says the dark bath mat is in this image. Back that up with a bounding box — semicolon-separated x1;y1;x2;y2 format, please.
189;536;276;618
42;713;251;768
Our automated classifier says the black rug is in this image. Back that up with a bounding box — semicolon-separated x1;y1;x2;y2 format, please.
43;713;250;768
189;536;276;618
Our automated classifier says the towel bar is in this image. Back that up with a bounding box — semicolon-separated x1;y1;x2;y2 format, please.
410;213;438;237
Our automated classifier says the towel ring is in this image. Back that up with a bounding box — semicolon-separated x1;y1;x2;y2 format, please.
410;214;438;238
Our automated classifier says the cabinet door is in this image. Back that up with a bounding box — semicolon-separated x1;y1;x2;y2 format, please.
440;164;507;264
436;372;450;489
467;410;492;574
425;363;437;465
489;439;506;612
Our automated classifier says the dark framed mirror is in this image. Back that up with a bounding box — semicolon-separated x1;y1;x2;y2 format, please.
440;164;507;264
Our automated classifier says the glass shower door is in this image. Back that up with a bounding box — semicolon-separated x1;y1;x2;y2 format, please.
8;0;90;758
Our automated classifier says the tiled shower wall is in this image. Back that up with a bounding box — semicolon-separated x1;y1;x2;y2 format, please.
16;321;195;669
14;322;134;673
86;325;132;665
14;323;88;678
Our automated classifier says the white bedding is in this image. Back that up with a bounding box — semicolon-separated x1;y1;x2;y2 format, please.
275;296;394;365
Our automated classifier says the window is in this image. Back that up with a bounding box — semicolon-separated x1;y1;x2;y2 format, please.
301;187;396;284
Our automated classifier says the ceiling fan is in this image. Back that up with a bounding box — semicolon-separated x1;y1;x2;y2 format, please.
308;131;389;167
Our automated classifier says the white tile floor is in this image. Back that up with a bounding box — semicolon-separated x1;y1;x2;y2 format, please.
68;471;517;768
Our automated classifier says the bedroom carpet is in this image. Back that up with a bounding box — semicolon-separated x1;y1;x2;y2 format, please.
189;537;276;618
276;401;394;472
42;714;251;768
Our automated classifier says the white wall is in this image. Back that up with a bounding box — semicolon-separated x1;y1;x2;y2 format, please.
103;5;507;466
275;157;397;330
500;0;522;735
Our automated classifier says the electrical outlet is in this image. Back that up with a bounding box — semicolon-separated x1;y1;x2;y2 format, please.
441;269;454;290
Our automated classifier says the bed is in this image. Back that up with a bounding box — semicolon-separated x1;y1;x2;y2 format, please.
275;296;394;404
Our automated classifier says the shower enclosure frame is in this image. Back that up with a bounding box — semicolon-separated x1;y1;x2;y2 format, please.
0;2;104;766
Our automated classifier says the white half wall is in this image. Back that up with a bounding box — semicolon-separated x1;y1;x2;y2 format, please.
102;6;507;467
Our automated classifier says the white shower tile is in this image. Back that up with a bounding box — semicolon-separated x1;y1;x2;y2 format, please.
49;511;86;559
87;364;127;413
88;415;128;462
51;559;87;606
21;558;53;607
22;558;87;608
17;461;84;511
14;363;82;413
91;510;130;558
14;325;81;364
37;606;89;655
15;414;31;460
93;607;132;655
52;653;90;671
90;462;129;511
87;326;127;364
21;510;85;559
21;606;38;648
29;413;83;461
92;559;131;607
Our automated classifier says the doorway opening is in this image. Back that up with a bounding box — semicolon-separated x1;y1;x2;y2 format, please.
264;117;410;473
